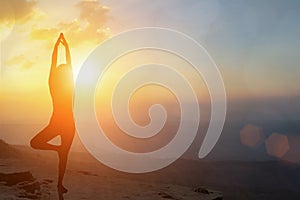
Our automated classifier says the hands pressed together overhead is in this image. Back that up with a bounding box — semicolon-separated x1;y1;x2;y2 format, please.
55;33;68;47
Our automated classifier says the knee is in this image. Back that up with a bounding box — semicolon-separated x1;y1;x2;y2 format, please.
30;137;39;149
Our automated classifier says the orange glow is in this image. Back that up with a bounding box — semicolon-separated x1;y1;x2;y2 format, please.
240;124;264;147
0;0;111;124
265;133;290;158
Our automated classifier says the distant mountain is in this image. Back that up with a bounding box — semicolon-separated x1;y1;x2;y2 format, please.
0;139;21;158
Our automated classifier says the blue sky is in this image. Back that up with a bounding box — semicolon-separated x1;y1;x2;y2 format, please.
103;0;300;99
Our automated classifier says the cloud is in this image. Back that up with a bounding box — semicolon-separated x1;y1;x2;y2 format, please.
30;28;58;41
6;54;34;70
0;0;42;41
0;0;37;24
30;0;110;47
76;0;110;27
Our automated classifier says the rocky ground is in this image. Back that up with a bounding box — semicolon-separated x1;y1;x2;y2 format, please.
0;140;222;200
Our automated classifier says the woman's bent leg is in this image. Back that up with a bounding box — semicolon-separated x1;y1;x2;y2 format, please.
30;124;60;151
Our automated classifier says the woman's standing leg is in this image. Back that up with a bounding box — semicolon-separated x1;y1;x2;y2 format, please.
57;125;75;193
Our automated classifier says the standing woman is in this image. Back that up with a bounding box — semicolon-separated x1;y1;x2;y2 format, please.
30;33;75;193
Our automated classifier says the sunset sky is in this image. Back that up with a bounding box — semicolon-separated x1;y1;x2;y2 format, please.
0;0;300;159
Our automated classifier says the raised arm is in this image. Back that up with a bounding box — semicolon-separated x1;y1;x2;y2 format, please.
61;34;71;67
50;33;63;75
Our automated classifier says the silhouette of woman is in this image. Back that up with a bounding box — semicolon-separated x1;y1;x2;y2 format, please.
30;33;75;193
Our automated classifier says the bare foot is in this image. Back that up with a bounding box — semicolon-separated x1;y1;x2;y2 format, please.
57;184;68;193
